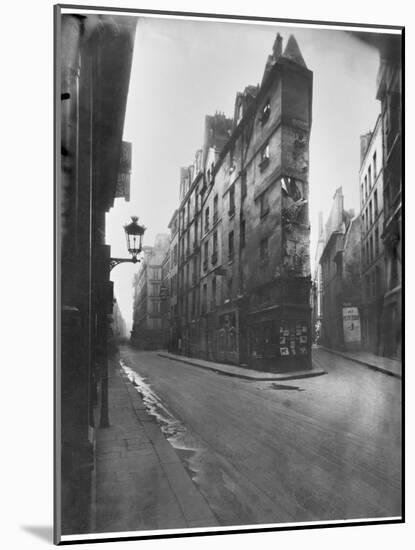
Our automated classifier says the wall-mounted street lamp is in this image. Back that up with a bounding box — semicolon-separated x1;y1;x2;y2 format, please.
109;216;146;271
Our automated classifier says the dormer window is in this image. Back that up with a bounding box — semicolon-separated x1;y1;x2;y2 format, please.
261;99;271;125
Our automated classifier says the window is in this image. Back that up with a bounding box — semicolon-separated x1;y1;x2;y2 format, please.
362;212;365;235
374;189;378;217
260;237;269;262
212;231;218;264
213;194;218;221
205;207;210;233
369;200;373;226
261;99;271;125
361;183;364;205
152;301;160;314
212;277;217;309
152;269;161;280
229;185;235;216
366;241;370;265
373;151;377;181
186;231;190;256
229;147;236;173
203;241;208;270
228;231;234;261
241;170;247;200
192;257;198;284
259;193;269;218
240;219;246;249
152;283;160;296
152;319;161;329
227;276;233;298
173;244;178;265
365;175;368;199
368;165;372;189
375;227;380;256
259;143;270;170
194;220;198;248
202;284;207;313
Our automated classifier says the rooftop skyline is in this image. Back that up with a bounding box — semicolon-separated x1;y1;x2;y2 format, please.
106;16;383;331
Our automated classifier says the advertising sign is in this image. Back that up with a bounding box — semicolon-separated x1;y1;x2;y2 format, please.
342;306;361;344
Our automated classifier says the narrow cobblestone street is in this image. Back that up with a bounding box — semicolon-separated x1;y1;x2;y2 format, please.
117;345;401;527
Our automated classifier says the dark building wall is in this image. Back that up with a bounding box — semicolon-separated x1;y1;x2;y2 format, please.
58;12;136;535
376;41;402;359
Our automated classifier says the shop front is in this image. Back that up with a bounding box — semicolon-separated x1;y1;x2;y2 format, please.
247;305;311;371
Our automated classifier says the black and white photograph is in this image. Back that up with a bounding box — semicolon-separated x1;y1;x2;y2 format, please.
54;3;403;545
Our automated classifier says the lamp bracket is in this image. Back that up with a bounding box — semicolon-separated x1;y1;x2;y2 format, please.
109;257;140;272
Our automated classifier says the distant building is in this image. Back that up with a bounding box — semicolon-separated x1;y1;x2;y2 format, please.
160;248;170;349
131;234;170;349
320;188;362;350
167;210;180;352
359;116;385;354
168;33;313;370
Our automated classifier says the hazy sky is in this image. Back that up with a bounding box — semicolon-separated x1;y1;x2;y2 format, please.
106;16;383;332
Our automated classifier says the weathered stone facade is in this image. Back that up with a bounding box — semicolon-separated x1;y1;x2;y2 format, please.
167;34;313;371
58;13;136;534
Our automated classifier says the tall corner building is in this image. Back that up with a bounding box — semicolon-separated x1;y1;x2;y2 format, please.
171;33;313;371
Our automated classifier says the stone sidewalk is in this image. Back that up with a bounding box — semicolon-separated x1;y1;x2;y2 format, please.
92;359;218;535
158;352;327;381
317;346;402;379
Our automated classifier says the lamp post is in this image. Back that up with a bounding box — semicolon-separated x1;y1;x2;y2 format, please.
109;216;146;271
100;216;146;429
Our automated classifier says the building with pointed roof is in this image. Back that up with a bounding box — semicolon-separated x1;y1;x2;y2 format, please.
166;33;314;371
319;188;362;350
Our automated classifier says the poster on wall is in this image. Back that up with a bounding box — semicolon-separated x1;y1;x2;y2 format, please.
343;306;362;345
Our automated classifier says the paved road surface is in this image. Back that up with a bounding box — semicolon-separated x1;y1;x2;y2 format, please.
119;345;401;527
